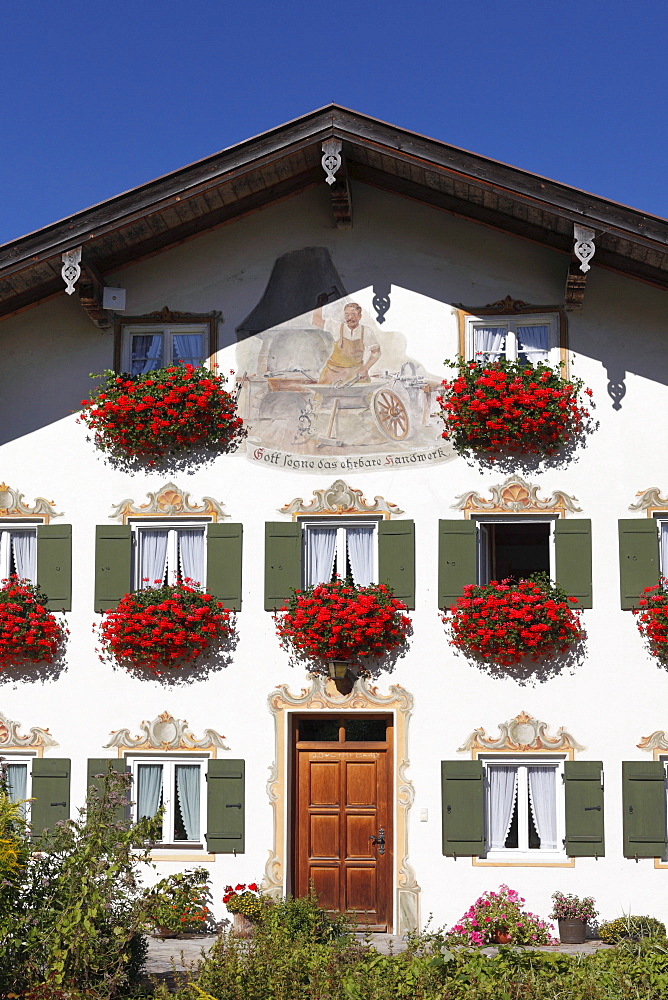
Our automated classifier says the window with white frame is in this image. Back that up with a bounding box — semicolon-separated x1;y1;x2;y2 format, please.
121;324;208;374
465;314;560;365
0;526;38;583
302;520;378;587
3;756;32;819
476;516;555;585
132;757;206;845
132;522;207;589
483;757;565;859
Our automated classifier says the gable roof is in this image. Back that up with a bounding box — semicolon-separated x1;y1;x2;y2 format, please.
1;104;667;320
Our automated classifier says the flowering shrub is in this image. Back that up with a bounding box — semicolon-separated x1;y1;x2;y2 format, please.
223;883;267;921
443;573;584;668
634;579;668;666
550;891;598;923
79;364;244;462
146;868;212;934
598;915;666;943
0;577;67;669
275;579;411;669
445;885;557;947
437;357;593;458
97;581;236;673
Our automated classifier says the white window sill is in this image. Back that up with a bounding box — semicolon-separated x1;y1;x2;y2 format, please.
474;852;573;868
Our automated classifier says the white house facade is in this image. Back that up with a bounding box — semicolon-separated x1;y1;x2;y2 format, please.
1;106;668;934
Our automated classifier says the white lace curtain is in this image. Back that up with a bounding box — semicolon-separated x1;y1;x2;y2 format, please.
175;765;200;841
178;529;205;588
347;525;374;586
528;766;558;850
517;325;549;364
306;527;337;585
9;530;37;583
173;334;203;366
139;530;168;588
131;334;163;375
488;765;518;850
473;327;506;362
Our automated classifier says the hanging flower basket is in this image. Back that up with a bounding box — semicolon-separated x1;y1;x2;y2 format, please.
634;579;668;666
436;357;593;458
96;581;236;674
442;574;584;668
275;579;412;672
0;577;68;669
79;364;245;462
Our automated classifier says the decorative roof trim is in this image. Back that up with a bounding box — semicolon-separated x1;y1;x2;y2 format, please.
111;482;228;523
452;474;581;518
280;478;403;519
104;711;228;755
0;483;62;522
459;711;584;755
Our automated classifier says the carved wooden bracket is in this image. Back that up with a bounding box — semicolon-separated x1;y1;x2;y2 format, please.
459;710;584;754
79;259;112;330
321;139;352;228
565;225;596;313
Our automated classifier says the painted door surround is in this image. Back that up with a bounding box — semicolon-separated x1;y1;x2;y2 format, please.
264;675;419;935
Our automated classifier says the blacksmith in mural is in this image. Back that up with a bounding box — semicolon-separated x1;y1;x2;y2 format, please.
312;301;381;385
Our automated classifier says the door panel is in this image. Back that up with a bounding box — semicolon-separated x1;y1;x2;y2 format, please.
295;741;392;931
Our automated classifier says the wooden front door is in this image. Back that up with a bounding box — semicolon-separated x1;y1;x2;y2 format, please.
293;715;392;931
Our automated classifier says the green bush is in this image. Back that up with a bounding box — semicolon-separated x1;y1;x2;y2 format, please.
599;914;666;943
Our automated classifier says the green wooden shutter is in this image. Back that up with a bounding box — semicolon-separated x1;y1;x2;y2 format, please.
30;758;70;838
86;758;129;825
554;519;592;609
618;519;659;610
206;759;245;853
438;520;477;609
622;761;667;858
36;524;72;611
441;760;484;856
564;761;604;857
206;523;243;610
378;519;415;609
264;522;301;611
94;525;132;611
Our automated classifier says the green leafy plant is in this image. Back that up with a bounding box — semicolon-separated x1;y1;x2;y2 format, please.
146;868;213;934
599;914;666;943
550;891;598;922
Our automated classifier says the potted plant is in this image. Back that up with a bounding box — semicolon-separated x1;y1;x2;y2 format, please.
274;578;412;674
634;579;668;666
0;576;68;669
442;573;585;670
96;580;236;674
445;884;557;947
437;356;593;459
550;891;598;944
145;868;212;938
79;363;245;463
223;883;267;936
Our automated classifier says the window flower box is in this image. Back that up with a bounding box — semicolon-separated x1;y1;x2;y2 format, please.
634;579;668;666
79;364;244;463
437;357;593;459
0;576;68;669
96;581;236;674
274;579;412;672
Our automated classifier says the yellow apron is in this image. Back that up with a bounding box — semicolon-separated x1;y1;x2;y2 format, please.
319;324;368;384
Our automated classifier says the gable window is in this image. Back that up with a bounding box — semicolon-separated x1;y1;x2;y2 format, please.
132;522;206;589
132;757;205;845
302;520;378;587
476;517;554;584
483;758;564;859
0;526;37;583
465;314;560;366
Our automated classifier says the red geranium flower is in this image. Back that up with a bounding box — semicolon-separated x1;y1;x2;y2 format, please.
0;576;68;668
634;578;668;666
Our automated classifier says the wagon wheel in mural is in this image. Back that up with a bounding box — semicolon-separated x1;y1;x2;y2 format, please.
372;389;410;441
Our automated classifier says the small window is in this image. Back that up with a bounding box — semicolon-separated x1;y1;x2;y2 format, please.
476;517;554;584
0;527;38;584
120;324;208;374
3;757;31;819
132;757;205;845
465;314;560;366
302;520;378;587
483;758;565;859
132;522;207;589
296;716;389;744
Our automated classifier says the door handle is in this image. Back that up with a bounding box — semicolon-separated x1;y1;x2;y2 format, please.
369;827;385;855
226;803;243;809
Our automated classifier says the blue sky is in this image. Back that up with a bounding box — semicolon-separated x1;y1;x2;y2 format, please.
1;0;666;244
